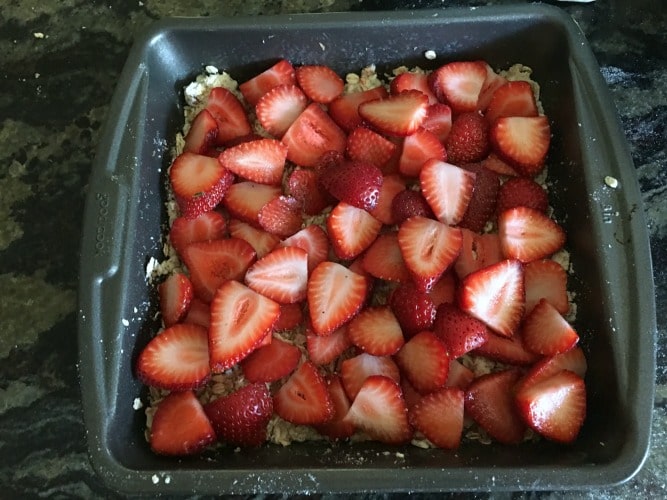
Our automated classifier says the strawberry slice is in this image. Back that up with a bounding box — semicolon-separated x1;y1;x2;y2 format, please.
273;302;304;332
181;237;256;302
409;387;464;449
342;375;412;444
524;259;569;315
239;59;296;107
340;353;401;400
390;189;434;226
398;127;446;177
240;336;302;383
433;302;490;359
319;159;384;212
184;109;219;154
347;307;405;356
218;138;287;185
170;211;227;259
480;153;520;177
273;361;334;425
362;232;411;283
282;103;347;167
397;216;462;292
464;369;527;444
459;259;525;337
394;331;450;395
388;282;437;338
208;280;280;371
222;181;281;226
306;325;352;366
286;168;333;215
476;62;508;112
279;225;329;274
327;202;382;260
419;159;476;226
445;111;490;165
498;206;566;263
485;80;539;125
308;261;368;336
295;64;345;103
204;383;273;447
315;375;355;440
255;84;309;138
522;299;579;356
136;323;210;391
428;271;456;306
421;103;453;142
390;71;437;104
228;218;280;259
515;369;586;443
205;87;252;145
245;246;309;304
358;89;429;137
149;391;216;456
328;85;388;132
401;377;424;412
183;297;211;329
158;272;194;327
454;229;503;280
368;174;406;225
169;152;234;219
445;359;475;390
497;176;549;214
346;126;398;169
474;330;540;366
257;195;303;237
491;115;551;177
429;60;488;114
516;346;587;393
458;163;499;233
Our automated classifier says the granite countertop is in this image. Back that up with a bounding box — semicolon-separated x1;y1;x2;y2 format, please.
0;0;665;498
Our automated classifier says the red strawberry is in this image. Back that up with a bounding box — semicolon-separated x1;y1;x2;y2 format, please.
222;182;281;226
273;302;304;332
279;225;329;274
203;383;273;447
245;246;309;303
458;163;499;233
388;282;437;338
516;346;587;393
480;153;519;177
342;375;412;444
485;80;539;125
362;232;411;283
169;152;234;219
476;62;507;112
498;207;566;263
282;103;347;167
409;387;464;449
394;331;450;395
170;211;227;258
340;353;400;400
445;112;490;165
459;259;525;337
158;272;194;327
319;159;384;212
183;297;210;329
464;369;527;444
522;299;579;356
454;229;503;280
433;302;490;359
491;115;551;176
295;64;344;103
329;85;388;132
358;90;429;137
205;86;252;145
397;216;462;292
390;189;434;226
429;60;488;114
474;330;540;366
347;307;405;356
346;126;397;169
208;280;280;371
240;337;302;383
428;271;456;306
421;103;453;142
390;71;437;104
306;325;352;366
515;369;586;443
257;195;303;237
239;59;296;106
524;259;569;315
419;158;476;226
218;138;287;185
307;261;368;336
255;84;309;138
445;359;474;390
228;218;280;259
149;391;216;456
368;174;406;225
497;176;549;214
184;109;218;154
315;375;355;439
286;168;332;215
401;377;424;412
327;202;382;260
273;361;334;425
398;127;446;177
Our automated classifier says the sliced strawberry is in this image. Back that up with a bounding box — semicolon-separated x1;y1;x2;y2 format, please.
401;377;423;412
228;218;280;259
522;299;579;356
170;211;227;258
342;375;412;444
429;60;487;114
205;86;252;145
433;302;490;359
474;330;540;366
149;391;216;456
327;202;382;260
319;159;384;212
454;229;503;280
428;271;456;306
362;232;411;283
222;182;281;226
388;282;437;338
279;225;329;274
390;189;434;226
498;207;566;263
419;158;476;226
445;359;475;390
480;153;520;177
306;325;352;366
390;71;438;104
274;302;304;332
358;90;429;137
286;168;333;215
464;369;527;444
395;331;450;395
476;62;508;112
445;112;490;166
491;115;551;177
369;174;406;225
485;80;539;125
497;176;549;215
524;259;569;315
516;346;587;393
282;103;347;167
218;138;286;185
328;85;389;132
308;261;368;336
295;64;344;103
273;361;334;425
169;152;234;219
346;126;398;169
240;337;302;383
239;59;296;107
398;127;446;177
397;216;462;292
204;383;273;447
158;272;194;327
347;306;405;356
183;297;210;329
255;84;309;138
458;163;499;233
409;387;464;449
459;259;525;337
244;246;308;303
340;353;400;400
208;280;280;371
257;195;303;237
515;369;586;443
315;375;355;440
421;103;453;142
184;109;219;154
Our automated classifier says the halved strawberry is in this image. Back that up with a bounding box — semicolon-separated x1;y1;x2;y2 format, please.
459;259;525;337
458;163;499;233
516;346;587;393
149;391;216;456
170;211;227;258
204;383;273;447
346;126;398;169
205;86;252;145
390;189;434;226
401;377;424;412
169;152;235;219
491;115;551;177
347;307;405;356
433;302;490;359
496;176;549;214
419;159;476;226
273;361;334;425
218;138;287;185
476;62;508;112
208;280;280;371
522;299;579;356
279;225;329;274
398;127;446;177
183;297;210;329
244;245;308;304
445;112;490;165
306;325;352;366
428;271;456;306
342;375;412;444
429;60;487;114
308;261;368;336
222;182;282;226
158;272;194;327
485;80;539;125
397;216;462;292
358;90;429;137
394;331;450;395
454;229;503;280
328;85;388;132
315;375;355;440
498;206;566;263
319;159;384;212
184;109;219;154
228;218;280;259
273;302;304;332
340;353;401;400
409;387;464;449
474;330;540;366
390;71;437;104
362;232;411;283
480;153;520;177
445;359;475;390
524;259;569;315
388;282;437;338
239;59;296;107
327;202;382;260
257;195;303;237
286;168;333;215
421;103;453;142
295;64;344;103
368;174;406;225
240;337;302;383
255;84;309;138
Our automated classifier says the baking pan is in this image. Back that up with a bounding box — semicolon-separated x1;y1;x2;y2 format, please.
78;4;656;494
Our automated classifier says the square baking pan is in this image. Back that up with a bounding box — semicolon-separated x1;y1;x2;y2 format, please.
78;4;656;495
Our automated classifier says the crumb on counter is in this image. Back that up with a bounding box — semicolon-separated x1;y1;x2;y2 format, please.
604;175;619;188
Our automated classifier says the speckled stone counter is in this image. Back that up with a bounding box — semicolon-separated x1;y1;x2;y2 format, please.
0;0;665;498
